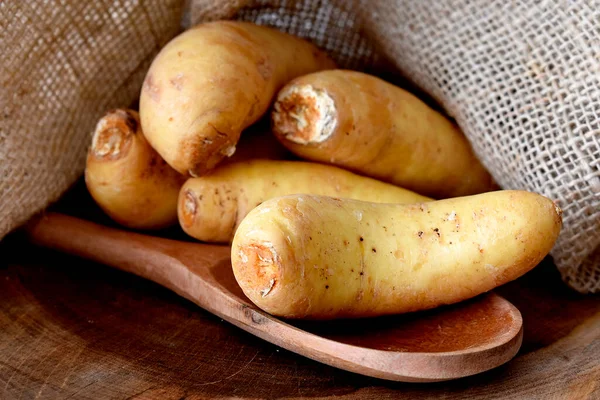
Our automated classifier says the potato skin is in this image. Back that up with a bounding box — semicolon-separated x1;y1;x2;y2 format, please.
231;190;562;319
178;159;431;243
271;70;494;199
85;109;186;230
139;20;335;177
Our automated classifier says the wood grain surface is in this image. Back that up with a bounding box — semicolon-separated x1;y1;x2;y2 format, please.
1;180;599;399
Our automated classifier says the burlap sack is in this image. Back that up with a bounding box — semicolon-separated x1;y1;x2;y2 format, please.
2;0;599;293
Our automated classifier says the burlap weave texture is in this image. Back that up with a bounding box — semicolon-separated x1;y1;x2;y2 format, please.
2;0;598;293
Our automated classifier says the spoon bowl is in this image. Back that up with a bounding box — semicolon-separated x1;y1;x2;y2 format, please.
24;212;523;382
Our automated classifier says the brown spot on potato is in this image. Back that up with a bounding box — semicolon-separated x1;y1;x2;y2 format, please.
371;248;376;253
256;57;273;81
182;124;233;177
180;189;197;228
170;73;184;91
417;231;424;238
359;236;364;242
143;73;160;102
356;290;364;301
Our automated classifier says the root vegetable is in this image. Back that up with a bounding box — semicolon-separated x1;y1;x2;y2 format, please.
271;69;494;199
178;159;430;243
139;20;336;177
85;109;186;230
231;190;562;319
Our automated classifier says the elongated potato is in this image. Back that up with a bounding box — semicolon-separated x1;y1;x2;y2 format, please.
232;190;562;319
85;109;186;230
139;20;336;177
178;160;431;243
271;69;494;199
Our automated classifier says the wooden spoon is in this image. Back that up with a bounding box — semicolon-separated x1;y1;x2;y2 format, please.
23;212;523;383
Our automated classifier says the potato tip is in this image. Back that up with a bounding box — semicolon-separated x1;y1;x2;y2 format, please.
237;242;281;298
272;84;337;145
90;109;137;159
179;189;197;228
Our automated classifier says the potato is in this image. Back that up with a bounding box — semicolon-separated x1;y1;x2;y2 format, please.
231;190;562;319
139;20;336;177
271;69;494;198
178;159;431;243
85;109;186;230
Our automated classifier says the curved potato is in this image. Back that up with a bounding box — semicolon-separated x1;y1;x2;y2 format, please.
139;20;335;177
178;160;430;243
232;190;562;319
85;109;186;230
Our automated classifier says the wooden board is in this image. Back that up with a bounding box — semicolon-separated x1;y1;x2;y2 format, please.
1;181;599;399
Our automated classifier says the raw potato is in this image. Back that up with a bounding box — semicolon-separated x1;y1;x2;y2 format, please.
139;20;336;177
178;159;431;243
85;109;186;230
231;190;562;319
271;69;494;199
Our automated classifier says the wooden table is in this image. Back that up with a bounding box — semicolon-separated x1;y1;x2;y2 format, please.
1;181;599;399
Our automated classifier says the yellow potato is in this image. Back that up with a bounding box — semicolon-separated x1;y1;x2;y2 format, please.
178;160;430;243
231;190;562;319
85;109;186;230
271;69;494;198
139;20;335;177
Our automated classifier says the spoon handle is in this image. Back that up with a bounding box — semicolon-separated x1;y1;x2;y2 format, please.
21;212;524;383
23;212;231;305
22;212;355;369
26;212;185;278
